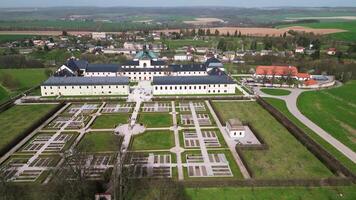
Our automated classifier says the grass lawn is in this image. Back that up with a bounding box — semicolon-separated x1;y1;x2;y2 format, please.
78;132;121;152
186;185;356;200
91;114;130;129
260;88;291;96
138;113;172;128
0;104;57;153
0;68;49;91
0;84;9;103
297;81;356;152
212;101;333;179
131;131;174;150
264;97;356;174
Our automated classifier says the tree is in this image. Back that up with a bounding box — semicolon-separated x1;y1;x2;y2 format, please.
217;38;227;51
62;30;68;36
250;40;257;51
214;29;220;36
238;31;242;37
206;29;211;36
234;30;238;37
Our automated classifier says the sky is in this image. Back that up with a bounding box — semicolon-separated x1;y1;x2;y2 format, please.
1;0;356;8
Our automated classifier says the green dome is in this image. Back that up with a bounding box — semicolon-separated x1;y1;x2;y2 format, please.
135;50;157;60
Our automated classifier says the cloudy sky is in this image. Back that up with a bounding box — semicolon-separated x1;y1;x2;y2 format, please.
1;0;356;7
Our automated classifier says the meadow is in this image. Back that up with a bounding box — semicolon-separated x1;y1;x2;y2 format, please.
264;97;356;174
213;101;333;179
0;68;49;103
297;81;356;152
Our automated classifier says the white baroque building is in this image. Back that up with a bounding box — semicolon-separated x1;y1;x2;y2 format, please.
42;50;236;96
41;77;129;97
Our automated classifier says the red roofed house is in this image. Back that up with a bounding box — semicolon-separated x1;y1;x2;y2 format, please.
327;48;337;56
304;79;318;86
255;66;310;81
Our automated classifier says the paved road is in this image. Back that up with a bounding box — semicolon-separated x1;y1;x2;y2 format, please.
205;100;251;179
256;87;356;164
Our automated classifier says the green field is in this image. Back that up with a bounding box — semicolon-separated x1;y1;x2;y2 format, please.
78;132;120;152
213;101;333;179
91;114;130;129
0;85;9;102
264;97;356;174
0;104;57;153
280;21;356;41
138;113;172;128
0;68;49;103
186;186;356;200
0;34;36;43
131;131;174;150
0;68;48;90
164;39;216;49
297;81;356;152
260;88;291;96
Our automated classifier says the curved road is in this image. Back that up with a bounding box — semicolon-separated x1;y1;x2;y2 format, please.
256;87;356;164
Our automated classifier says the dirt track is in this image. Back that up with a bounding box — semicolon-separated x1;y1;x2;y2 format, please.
0;26;346;37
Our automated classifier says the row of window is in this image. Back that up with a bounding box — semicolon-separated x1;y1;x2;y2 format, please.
44;85;126;89
155;84;228;90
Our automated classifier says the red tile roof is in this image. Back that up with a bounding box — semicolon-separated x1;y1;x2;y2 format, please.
304;79;318;86
255;66;298;76
296;73;310;79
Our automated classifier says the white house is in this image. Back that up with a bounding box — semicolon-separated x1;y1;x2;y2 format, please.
41;76;129;97
92;32;107;40
226;119;245;138
295;47;305;54
152;75;236;95
174;54;193;61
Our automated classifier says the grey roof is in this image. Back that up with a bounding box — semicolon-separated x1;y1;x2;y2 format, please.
42;76;129;86
86;64;120;72
153;75;235;85
170;64;206;72
151;60;166;66
124;60;139;66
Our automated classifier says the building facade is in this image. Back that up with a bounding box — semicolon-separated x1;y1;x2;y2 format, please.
41;77;129;96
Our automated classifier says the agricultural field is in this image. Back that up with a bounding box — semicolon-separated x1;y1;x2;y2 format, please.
0;104;57;153
297;81;356;152
0;34;36;43
264;97;356;174
279;21;356;41
212;101;333;179
260;88;291;96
